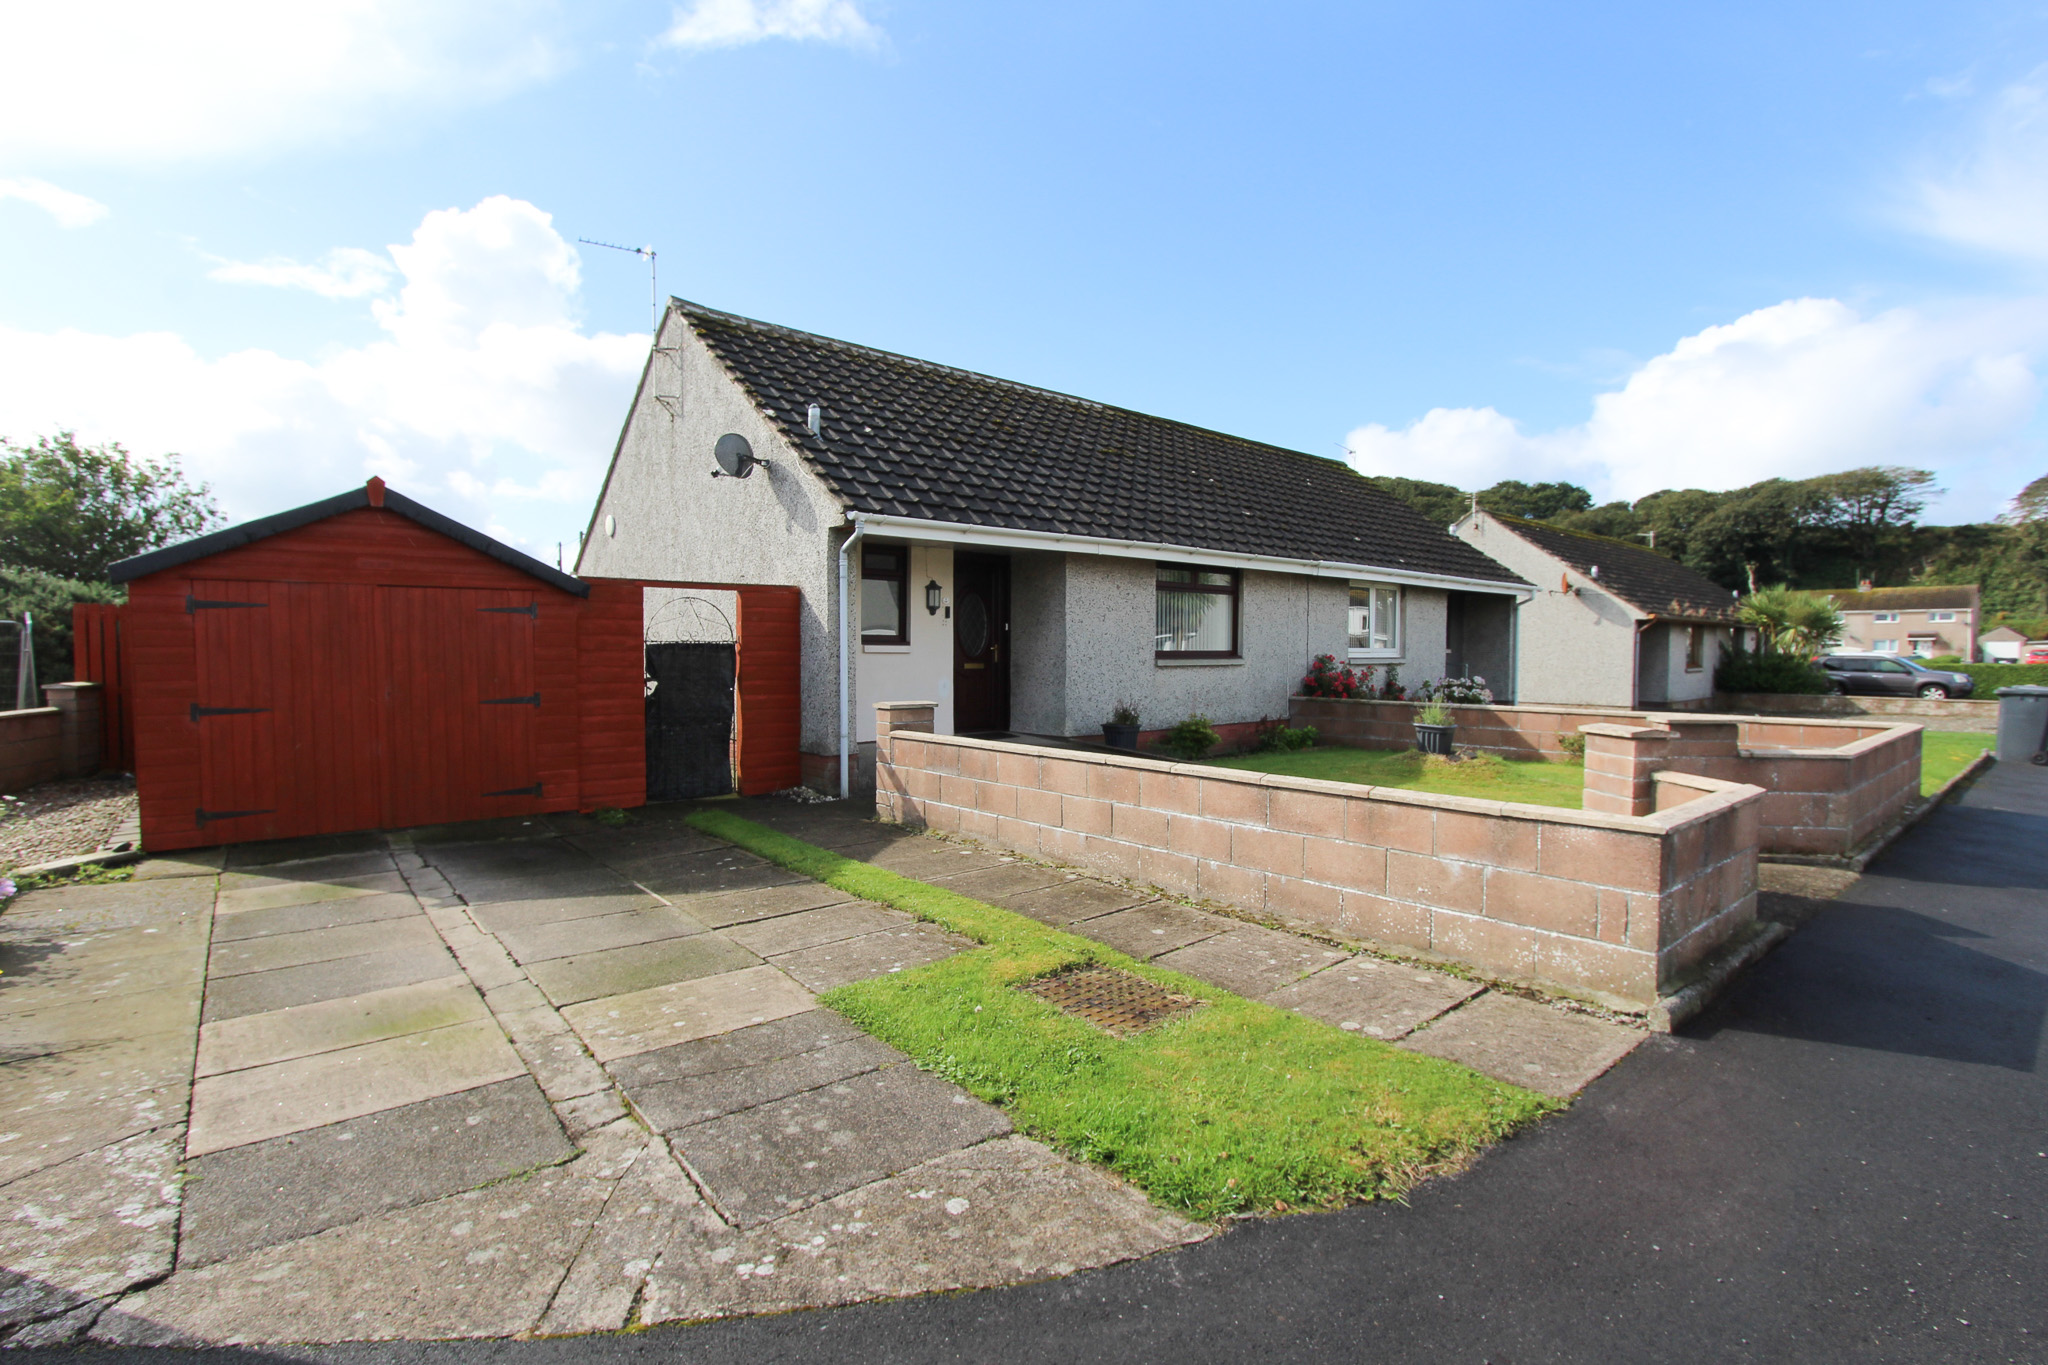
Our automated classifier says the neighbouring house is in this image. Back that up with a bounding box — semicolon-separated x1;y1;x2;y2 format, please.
577;299;1533;794
1823;584;1979;660
1450;509;1743;709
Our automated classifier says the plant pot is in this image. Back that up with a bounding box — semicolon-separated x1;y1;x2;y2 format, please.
1102;723;1141;750
1414;722;1456;756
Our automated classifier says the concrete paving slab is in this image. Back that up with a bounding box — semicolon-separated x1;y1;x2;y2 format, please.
214;849;394;888
631;1035;903;1132
767;923;971;992
0;1128;182;1332
126;849;225;880
722;902;910;957
1;876;216;933
205;915;441;979
177;1076;573;1268
534;1137;705;1336
503;1016;614;1104
929;862;1074;903
640;1135;1209;1322
1399;992;1646;1098
206;891;420;944
446;867;641;907
93;1153;623;1345
0;989;194;1063
563;965;816;1063
625;848;806;899
1151;925;1350;998
0;928;207;1013
405;816;560;846
1080;902;1235;960
676;880;855;928
525;935;765;1008
558;825;726;862
468;891;668;935
492;904;709;965
607;1009;867;1090
186;1018;525;1156
721;803;894;851
1262;956;1484;1040
200;943;460;1023
222;832;388;868
667;1063;1012;1228
0;1060;188;1190
998;880;1156;927
194;975;484;1077
858;838;1012;879
213;871;408;916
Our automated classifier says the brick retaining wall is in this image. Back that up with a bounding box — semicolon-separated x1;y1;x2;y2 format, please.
1717;692;1999;732
874;702;1763;1013
0;708;62;793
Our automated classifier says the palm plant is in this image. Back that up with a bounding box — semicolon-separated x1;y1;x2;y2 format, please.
1738;585;1843;657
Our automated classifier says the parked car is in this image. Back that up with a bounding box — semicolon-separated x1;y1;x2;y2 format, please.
2024;644;2048;665
1819;654;1977;699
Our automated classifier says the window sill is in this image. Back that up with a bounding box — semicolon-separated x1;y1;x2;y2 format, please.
1156;656;1245;668
1347;651;1403;663
862;643;912;654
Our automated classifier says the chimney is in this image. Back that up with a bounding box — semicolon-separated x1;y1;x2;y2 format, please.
1857;577;1872;591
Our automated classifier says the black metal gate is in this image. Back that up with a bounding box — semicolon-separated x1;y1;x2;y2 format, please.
644;641;736;801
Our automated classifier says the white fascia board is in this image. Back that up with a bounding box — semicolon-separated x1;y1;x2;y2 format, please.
845;513;1534;599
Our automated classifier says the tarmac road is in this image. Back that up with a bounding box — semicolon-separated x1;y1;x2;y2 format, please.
52;760;2048;1364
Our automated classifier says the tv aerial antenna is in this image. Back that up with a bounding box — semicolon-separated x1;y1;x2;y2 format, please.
578;238;659;334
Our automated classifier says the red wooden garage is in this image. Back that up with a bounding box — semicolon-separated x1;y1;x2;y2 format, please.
91;478;800;852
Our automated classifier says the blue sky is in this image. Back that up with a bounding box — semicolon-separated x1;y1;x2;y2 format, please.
4;1;2047;556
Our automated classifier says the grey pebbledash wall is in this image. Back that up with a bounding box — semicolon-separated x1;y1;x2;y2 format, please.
873;702;1765;1015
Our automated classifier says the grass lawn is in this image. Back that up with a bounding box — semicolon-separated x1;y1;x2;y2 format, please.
1920;730;1994;797
1206;746;1587;809
686;808;1553;1220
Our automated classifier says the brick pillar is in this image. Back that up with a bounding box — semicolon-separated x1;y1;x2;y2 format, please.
44;682;103;778
873;702;936;825
1581;722;1671;817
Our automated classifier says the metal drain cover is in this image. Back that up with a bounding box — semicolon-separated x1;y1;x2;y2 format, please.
1021;964;1201;1037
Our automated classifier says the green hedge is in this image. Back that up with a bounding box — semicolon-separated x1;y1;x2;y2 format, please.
1715;648;1832;695
1952;663;2048;691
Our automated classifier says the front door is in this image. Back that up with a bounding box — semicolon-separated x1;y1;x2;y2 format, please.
952;553;1010;733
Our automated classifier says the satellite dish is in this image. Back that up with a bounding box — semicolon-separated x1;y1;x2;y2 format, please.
713;433;757;479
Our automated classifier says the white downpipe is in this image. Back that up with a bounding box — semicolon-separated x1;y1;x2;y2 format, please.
837;516;867;799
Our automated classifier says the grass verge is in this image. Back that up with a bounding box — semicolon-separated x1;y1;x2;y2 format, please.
1921;730;1996;797
1206;745;1585;809
685;807;1554;1220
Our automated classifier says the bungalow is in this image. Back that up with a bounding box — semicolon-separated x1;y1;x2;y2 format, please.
577;300;1532;793
1451;509;1743;709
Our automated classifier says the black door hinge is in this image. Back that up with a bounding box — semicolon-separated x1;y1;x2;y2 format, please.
186;596;266;613
483;783;543;798
190;704;270;722
481;693;541;706
196;807;275;825
479;603;538;617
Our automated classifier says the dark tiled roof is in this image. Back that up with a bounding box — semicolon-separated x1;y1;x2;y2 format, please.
1825;585;1979;613
677;301;1527;587
1492;514;1740;622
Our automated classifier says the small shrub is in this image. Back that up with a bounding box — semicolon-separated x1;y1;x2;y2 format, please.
1109;699;1141;726
1299;654;1366;699
1924;654;1965;668
1557;732;1587;761
1163;713;1219;760
1414;675;1493;704
1378;666;1405;701
1256;723;1318;753
1415;699;1451;727
1715;645;1831;695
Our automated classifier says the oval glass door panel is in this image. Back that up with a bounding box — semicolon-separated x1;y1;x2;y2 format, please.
957;594;989;657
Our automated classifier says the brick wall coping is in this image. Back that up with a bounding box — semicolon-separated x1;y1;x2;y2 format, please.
0;706;61;723
895;729;1762;839
1302;693;1911;735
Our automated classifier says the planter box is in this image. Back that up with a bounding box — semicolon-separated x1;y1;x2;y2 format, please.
1414;722;1455;756
1101;723;1141;750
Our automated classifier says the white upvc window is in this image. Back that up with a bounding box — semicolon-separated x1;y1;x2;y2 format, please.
1347;583;1402;658
1872;611;1900;623
1873;638;1899;653
1928;611;1957;623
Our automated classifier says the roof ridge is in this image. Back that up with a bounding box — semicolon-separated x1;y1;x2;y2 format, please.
671;297;1370;483
1490;509;1663;557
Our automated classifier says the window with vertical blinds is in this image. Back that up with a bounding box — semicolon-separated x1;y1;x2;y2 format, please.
1155;566;1238;658
1346;584;1401;657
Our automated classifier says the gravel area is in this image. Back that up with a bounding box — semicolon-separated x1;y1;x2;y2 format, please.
0;776;138;872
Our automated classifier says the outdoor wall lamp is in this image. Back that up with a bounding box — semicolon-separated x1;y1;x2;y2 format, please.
925;579;943;615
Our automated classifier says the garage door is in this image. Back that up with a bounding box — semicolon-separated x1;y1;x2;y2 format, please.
189;580;550;841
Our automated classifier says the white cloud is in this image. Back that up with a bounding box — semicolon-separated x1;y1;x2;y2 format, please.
0;197;644;553
0;1;562;166
1346;297;2048;520
1911;64;2048;263
208;248;396;299
659;0;881;51
0;177;108;228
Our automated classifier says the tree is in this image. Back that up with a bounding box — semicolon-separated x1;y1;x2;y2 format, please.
0;432;221;582
1476;480;1594;521
1806;465;1940;577
1738;585;1844;657
0;566;122;684
1361;475;1471;529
